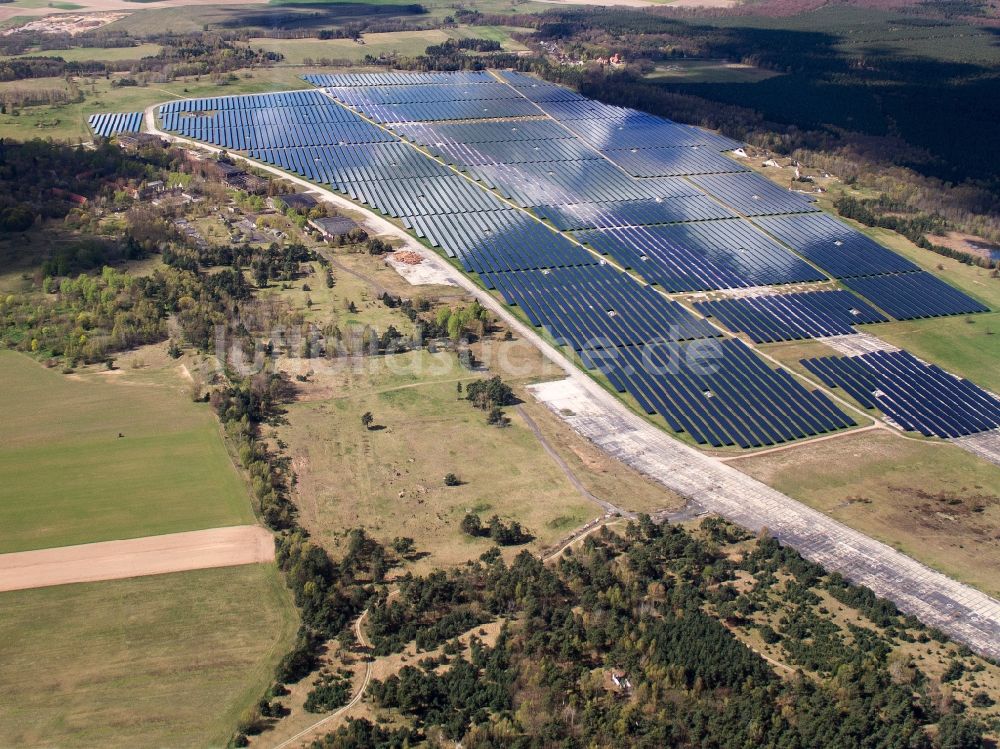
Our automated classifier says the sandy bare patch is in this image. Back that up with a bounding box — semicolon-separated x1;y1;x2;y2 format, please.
927;231;1000;262
386;252;459;287
2;12;128;35
0;525;273;592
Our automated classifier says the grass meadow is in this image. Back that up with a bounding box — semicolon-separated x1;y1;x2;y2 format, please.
733;429;1000;598
280;348;599;571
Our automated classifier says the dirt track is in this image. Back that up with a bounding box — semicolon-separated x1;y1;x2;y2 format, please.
0;526;274;592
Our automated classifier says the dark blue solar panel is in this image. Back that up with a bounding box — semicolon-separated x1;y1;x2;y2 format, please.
842;272;989;320
534;196;735;231
406;210;598;274
328;82;525;106
753;213;919;278
395;119;573;144
468;161;699;207
801;349;1000;438
601;146;748;177
249;143;451;183
560;116;742;152
304;72;494;87
594;338;855;448
425;137;602;167
690;172;819;216
695;290;889;343
575;220;825;292
479;264;719;351
88;111;143;137
342;98;542;124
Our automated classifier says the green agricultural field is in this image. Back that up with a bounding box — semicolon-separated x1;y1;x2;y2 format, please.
0;563;297;749
0;43;163;62
0;349;254;553
645;59;780;84
247;26;528;64
248;30;454;64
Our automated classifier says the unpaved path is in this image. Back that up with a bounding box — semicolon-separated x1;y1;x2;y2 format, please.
516;403;634;518
0;525;273;592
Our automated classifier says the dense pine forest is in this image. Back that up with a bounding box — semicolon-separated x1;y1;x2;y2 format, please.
305;518;996;748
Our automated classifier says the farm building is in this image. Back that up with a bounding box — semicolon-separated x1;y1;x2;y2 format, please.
269;193;318;212
311;216;359;238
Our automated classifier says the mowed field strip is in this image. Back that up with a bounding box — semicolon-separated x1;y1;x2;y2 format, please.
0;525;274;592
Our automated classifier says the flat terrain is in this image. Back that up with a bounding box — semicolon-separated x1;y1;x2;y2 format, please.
0;42;162;61
281;349;599;570
0;563;297;749
732;429;1000;598
749;158;1000;392
646;59;781;84
0;525;274;592
852;227;1000;391
0;349;253;553
528;376;1000;657
247;27;528;65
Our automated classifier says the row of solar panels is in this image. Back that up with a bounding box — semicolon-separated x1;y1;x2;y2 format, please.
303;71;495;87
327;81;528;106
330;93;543;124
597;338;857;449
479;264;719;351
166;122;394;150
533;195;735;231
695;290;888;343
802;350;1000;438
573;221;825;292
159;103;363;130
159;89;331;113
407;210;595;275
88;111;142;137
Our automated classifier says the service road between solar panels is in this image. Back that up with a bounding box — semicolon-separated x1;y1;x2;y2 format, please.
142;71;997;458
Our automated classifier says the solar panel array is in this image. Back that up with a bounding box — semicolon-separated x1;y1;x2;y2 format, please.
406;210;596;274
695;290;888;343
753;212;919;278
594;338;856;448
479;264;718;350
802;350;1000;438
533;196;735;231
574;221;825;292
163;70;1000;447
88;111;143;137
303;71;494;87
747;213;989;320
841;272;989;320
689;172;819;217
